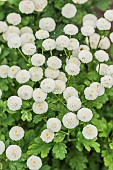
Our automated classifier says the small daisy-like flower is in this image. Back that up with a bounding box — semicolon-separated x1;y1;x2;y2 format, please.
32;101;48;114
33;88;47;102
47;118;62;132
82;124;98;140
27;155;42;170
77;108;93;122
6;145;22;161
7;96;22;111
9;126;24;141
0;141;5;155
40;129;54;143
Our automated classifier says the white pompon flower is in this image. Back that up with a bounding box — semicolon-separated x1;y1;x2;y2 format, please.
107;65;113;77
16;70;30;84
89;33;100;49
9;126;24;141
35;29;49;40
98;37;111;50
65;63;80;76
79;45;90;51
6;13;21;25
81;26;95;36
32;101;48;114
67;96;81;111
7;33;19;41
0;89;2;99
62;112;79;129
63;87;78;100
29;67;43;82
82;124;98;140
83;14;97;23
109;32;113;43
52;80;66;94
78;50;93;63
77;108;93;122
6;145;22;161
39;17;56;32
7;96;22;111
27;155;42;170
67;38;79;51
96;63;108;76
101;75;113;88
83;19;96;28
31;53;45;67
72;0;88;4
0;65;9;78
33;88;47;102
8;36;21;48
32;0;48;12
47;118;62;132
66;56;81;67
90;82;105;96
95;50;109;62
0;21;8;33
45;67;60;79
56;35;70;48
21;33;35;45
42;38;56;51
40;78;55;93
56;72;67;83
104;9;113;22
47;56;62;70
84;87;98;100
0;141;5;155
22;43;36;56
61;3;77;18
20;26;33;34
19;0;35;14
40;129;54;143
96;18;111;30
17;85;33;100
63;24;78;35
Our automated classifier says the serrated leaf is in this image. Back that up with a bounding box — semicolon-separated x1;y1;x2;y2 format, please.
102;149;113;170
52;143;67;160
54;131;66;143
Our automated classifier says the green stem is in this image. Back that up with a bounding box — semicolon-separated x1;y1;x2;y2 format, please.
50;50;53;56
17;48;29;63
64;49;68;57
54;94;66;106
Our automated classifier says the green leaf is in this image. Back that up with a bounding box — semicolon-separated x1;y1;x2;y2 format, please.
102;149;113;170
54;131;66;143
40;165;51;170
52;143;67;160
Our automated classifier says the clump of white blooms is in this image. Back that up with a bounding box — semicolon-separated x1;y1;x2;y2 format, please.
9;126;24;141
90;82;105;96
84;87;98;100
82;124;98;140
7;96;22;111
101;75;113;88
40;129;54;143
8;66;21;79
67;96;81;111
27;155;42;170
32;101;48;114
39;17;56;32
47;118;61;132
78;50;93;63
62;112;79;129
45;67;60;79
95;50;109;62
6;13;21;25
56;72;67;83
52;80;66;94
8;36;21;48
61;3;77;18
17;85;33;100
0;141;5;155
63;87;78;101
20;33;35;45
6;145;22;161
77;108;93;122
40;78;55;93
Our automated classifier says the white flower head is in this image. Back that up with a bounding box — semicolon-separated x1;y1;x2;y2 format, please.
79;45;90;51
52;80;66;94
42;38;56;51
47;118;62;132
83;19;96;28
7;96;22;111
81;26;95;36
31;53;45;67
35;29;49;40
89;33;100;49
56;35;69;48
82;124;98;140
8;36;21;48
45;67;60;79
66;56;80;66
21;33;35;45
8;66;21;79
63;87;78;101
65;63;80;76
56;72;67;83
20;26;33;34
0;65;9;78
27;155;42;170
0;141;5;155
0;21;8;33
32;101;48;114
32;0;48;12
33;88;47;102
83;14;97;23
9;126;24;141
77;108;93;122
90;82;105;96
107;65;113;77
101;75;113;88
64;24;78;35
67;38;79;51
84;87;98;100
67;96;81;111
47;56;62;70
16;69;30;84
19;0;35;14
72;0;88;4
6;13;21;25
62;112;79;129
17;85;33;100
61;3;77;18
22;43;36;56
78;50;93;63
29;67;43;82
39;17;56;32
104;9;113;22
96;18;111;30
40;129;54;143
95;50;109;62
96;63;108;76
98;37;111;50
40;78;55;93
6;145;22;161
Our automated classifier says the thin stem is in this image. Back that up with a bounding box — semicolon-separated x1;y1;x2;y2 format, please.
54;94;66;106
17;48;29;63
50;50;53;56
64;49;68;57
